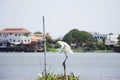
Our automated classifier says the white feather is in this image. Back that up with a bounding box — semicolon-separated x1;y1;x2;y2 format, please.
58;41;73;53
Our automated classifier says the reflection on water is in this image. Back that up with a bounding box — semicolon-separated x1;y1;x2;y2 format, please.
0;52;120;80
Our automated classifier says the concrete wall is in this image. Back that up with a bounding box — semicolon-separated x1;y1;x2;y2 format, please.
0;33;31;44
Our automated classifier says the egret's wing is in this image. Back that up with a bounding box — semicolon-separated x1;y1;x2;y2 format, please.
63;42;73;53
58;41;73;53
58;41;64;49
57;41;65;53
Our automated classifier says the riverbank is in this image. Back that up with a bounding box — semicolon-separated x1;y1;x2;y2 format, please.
94;50;114;53
0;47;115;53
47;48;114;53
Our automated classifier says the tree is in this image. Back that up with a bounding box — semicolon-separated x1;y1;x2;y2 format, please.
63;29;95;50
63;29;80;45
45;33;54;50
109;32;113;35
34;31;42;34
46;33;53;43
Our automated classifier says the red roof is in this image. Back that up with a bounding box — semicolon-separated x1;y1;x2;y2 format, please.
82;43;87;46
31;39;39;43
0;28;31;33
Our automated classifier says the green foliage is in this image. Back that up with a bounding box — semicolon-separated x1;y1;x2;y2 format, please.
96;43;106;50
37;73;79;80
63;29;95;50
46;34;62;51
109;32;113;35
46;34;53;43
46;34;54;51
73;49;85;52
47;48;57;52
34;31;42;34
63;29;80;45
54;42;61;48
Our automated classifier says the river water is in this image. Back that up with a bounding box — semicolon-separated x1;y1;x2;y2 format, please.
0;52;120;80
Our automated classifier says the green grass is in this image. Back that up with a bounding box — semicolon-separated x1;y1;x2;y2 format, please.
72;49;85;52
94;50;114;53
47;48;57;52
47;48;114;53
37;73;79;80
47;48;85;53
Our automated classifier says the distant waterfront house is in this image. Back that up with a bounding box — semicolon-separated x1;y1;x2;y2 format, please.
31;34;44;42
31;34;44;47
92;33;107;40
91;32;107;43
105;35;118;46
0;28;31;44
70;43;77;49
31;33;49;51
31;33;49;46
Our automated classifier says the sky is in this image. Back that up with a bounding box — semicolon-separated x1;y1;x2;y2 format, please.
0;0;120;39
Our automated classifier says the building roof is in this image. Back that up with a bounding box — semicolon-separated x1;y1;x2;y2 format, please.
31;39;40;43
0;28;31;33
31;34;43;37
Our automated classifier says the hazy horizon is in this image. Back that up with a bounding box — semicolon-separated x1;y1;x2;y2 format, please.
0;0;120;38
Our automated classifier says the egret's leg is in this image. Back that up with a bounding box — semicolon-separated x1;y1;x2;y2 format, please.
62;52;68;80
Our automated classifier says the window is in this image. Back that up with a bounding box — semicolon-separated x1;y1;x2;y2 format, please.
25;40;26;42
15;34;17;36
10;39;12;41
3;34;8;38
21;40;23;43
10;33;12;35
18;40;20;42
13;40;15;42
19;34;21;36
24;33;29;37
0;34;2;36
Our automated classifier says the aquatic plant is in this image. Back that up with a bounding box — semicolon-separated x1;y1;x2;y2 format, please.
37;73;79;80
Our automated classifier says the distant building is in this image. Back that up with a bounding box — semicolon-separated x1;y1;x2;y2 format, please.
91;32;119;46
70;43;77;49
91;32;107;43
31;33;44;47
0;28;31;44
92;33;107;39
30;33;50;51
105;35;118;46
31;34;43;42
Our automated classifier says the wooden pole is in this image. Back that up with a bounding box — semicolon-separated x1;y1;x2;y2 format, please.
43;16;47;80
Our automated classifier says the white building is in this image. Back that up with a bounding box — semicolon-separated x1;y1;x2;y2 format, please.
105;35;118;46
0;28;31;44
91;32;107;43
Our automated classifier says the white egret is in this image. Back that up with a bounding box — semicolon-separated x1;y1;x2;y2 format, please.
58;41;73;53
57;41;73;79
